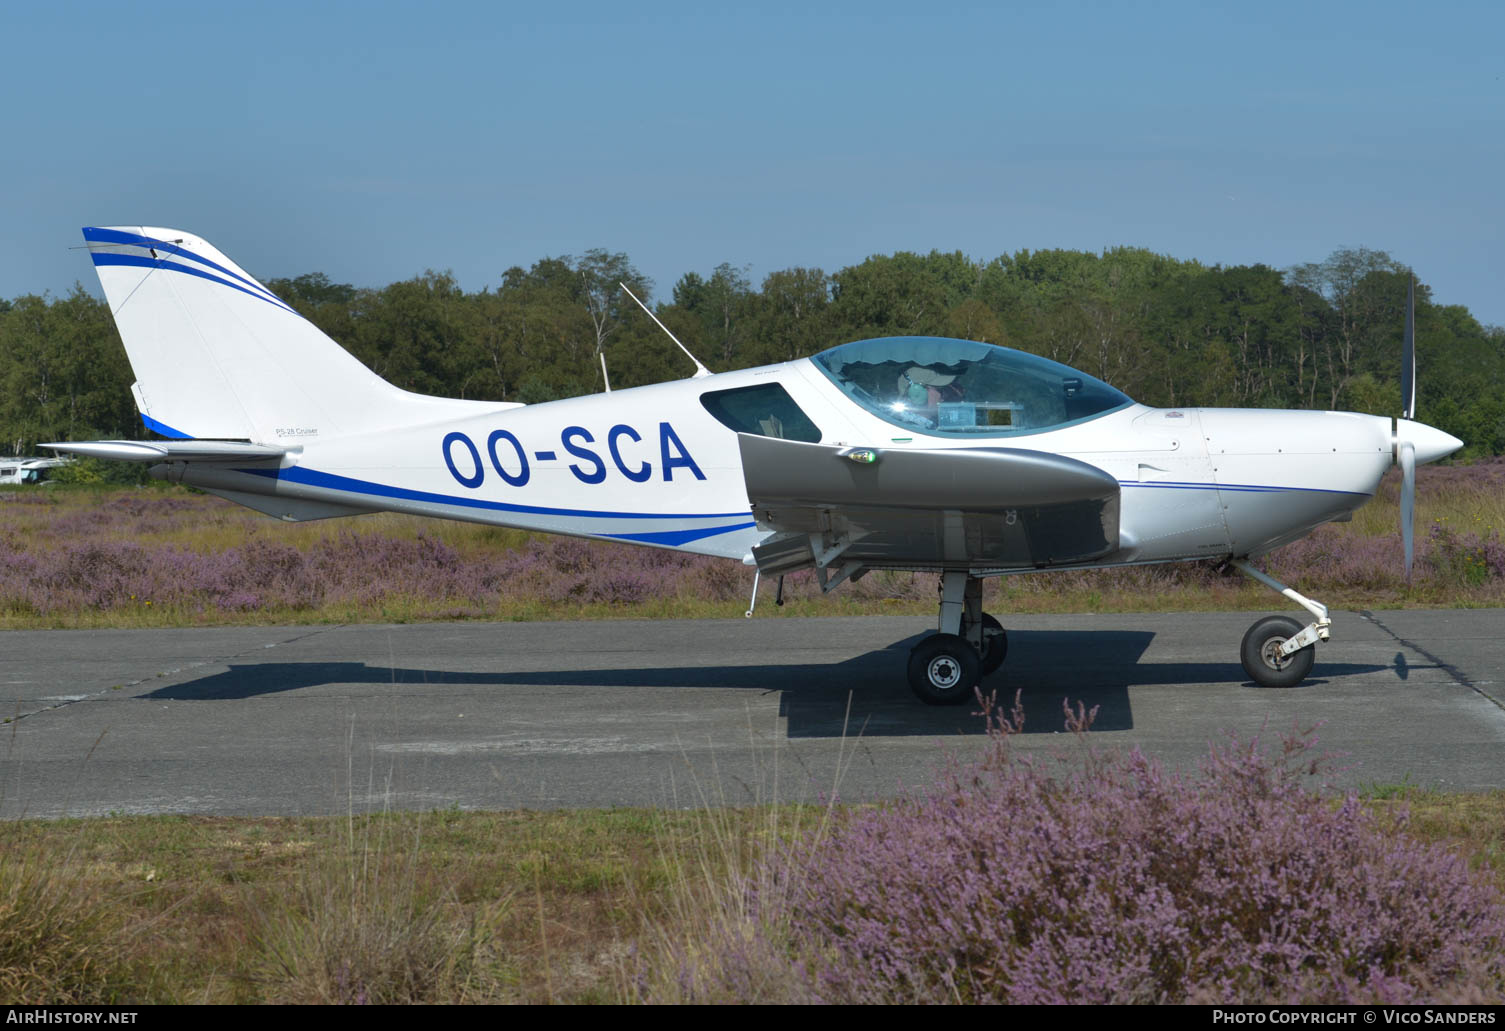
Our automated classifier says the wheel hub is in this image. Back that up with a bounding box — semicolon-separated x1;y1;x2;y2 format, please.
1260;637;1291;670
927;656;961;688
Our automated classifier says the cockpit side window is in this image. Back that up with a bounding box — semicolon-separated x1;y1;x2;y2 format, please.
700;383;823;442
811;337;1133;437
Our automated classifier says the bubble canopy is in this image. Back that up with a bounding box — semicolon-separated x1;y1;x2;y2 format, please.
810;337;1135;437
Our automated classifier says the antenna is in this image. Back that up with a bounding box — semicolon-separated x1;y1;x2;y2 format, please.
619;282;711;378
599;351;612;393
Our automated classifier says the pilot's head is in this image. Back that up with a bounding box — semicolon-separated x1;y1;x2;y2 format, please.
901;366;958;405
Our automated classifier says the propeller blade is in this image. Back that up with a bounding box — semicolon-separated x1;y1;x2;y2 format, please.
1402;275;1416;421
1400;440;1415;582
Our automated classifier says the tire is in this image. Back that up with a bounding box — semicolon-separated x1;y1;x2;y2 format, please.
978;613;1008;675
1240;615;1315;688
907;633;981;705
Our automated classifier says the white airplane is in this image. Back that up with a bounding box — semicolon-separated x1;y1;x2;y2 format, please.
48;226;1463;704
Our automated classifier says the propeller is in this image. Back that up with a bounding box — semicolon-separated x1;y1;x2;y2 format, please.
1399;436;1415;579
1402;275;1416;422
1389;274;1464;583
1400;275;1416;581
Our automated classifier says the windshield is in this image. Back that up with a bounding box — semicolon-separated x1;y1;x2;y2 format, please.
811;337;1133;436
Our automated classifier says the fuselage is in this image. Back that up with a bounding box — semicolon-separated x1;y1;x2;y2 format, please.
159;347;1454;573
65;227;1465;701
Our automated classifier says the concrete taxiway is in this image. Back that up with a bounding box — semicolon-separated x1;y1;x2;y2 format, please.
2;610;1502;817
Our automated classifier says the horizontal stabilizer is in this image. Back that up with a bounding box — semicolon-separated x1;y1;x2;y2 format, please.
41;440;287;463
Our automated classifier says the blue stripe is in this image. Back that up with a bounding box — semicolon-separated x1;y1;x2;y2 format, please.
90;253;298;315
1119;480;1370;497
602;523;758;546
141;413;192;439
82;227;288;310
238;465;756;522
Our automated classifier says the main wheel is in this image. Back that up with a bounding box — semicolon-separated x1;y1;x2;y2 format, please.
978;613;1008;675
1240;615;1315;688
907;633;981;705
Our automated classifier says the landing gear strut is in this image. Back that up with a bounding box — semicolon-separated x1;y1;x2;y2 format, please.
906;572;1006;705
1231;559;1329;688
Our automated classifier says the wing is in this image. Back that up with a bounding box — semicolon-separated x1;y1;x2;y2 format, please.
738;434;1120;579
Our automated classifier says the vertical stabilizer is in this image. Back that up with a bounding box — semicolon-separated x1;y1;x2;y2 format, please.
83;226;505;444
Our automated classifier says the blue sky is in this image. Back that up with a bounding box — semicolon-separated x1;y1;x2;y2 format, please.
4;0;1502;324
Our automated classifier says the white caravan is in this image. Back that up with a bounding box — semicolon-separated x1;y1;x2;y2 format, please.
0;456;72;486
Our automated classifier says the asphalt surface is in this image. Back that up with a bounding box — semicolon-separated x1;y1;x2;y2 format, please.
2;610;1502;817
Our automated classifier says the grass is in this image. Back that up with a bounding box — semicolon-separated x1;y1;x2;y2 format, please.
1;466;1502;1001
0;808;722;1003
0;790;1499;1004
0;456;1501;629
1374;790;1505;884
0;839;132;1002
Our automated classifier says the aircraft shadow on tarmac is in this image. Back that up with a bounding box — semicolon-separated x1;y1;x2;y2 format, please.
137;630;1389;739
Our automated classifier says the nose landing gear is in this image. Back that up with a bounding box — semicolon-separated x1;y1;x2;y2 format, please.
1240;615;1317;688
1230;559;1329;688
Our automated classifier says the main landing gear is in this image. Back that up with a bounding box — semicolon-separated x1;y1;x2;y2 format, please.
1231;559;1330;688
907;572;1007;705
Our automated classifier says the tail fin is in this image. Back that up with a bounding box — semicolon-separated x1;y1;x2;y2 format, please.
83;226;506;443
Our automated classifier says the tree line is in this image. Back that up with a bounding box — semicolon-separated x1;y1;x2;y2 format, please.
2;244;1501;460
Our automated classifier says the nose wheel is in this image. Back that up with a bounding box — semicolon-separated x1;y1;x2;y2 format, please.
1230;560;1330;688
1240;615;1317;688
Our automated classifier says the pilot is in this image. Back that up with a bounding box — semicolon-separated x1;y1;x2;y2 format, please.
892;366;964;428
898;366;959;408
